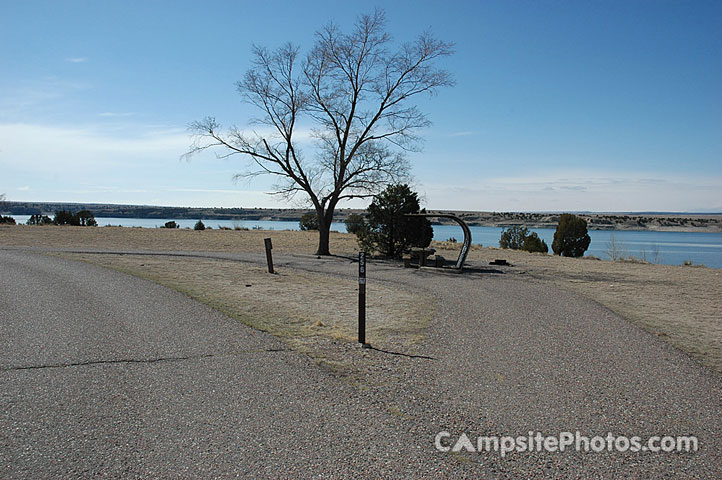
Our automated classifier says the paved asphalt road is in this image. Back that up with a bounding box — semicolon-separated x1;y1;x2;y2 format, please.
284;251;722;477
0;250;453;477
1;248;720;478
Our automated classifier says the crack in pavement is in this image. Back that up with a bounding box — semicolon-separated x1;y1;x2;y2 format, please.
1;348;290;372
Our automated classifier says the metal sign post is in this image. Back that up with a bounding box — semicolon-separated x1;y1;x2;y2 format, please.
358;252;370;348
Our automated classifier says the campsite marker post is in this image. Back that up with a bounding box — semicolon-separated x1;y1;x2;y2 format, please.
264;238;274;274
358;252;370;348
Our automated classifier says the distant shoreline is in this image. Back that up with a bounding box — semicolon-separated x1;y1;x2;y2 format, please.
4;201;722;233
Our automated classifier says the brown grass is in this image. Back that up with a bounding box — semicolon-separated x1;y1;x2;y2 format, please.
0;224;359;255
3;224;720;372
51;252;433;351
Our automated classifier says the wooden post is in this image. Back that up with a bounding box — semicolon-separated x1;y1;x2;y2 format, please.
264;238;274;274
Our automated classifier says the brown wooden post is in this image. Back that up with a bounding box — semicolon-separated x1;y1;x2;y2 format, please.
264;238;274;274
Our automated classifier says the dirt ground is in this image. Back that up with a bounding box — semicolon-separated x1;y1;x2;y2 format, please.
2;224;720;372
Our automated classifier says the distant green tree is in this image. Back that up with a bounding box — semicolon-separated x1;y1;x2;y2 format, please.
76;210;97;226
355;184;433;258
299;213;319;231
500;226;548;253
521;232;549;253
499;226;529;249
53;210;96;226
194;220;206;231
54;210;80;226
552;213;591;257
26;214;53;225
344;213;366;235
0;215;16;225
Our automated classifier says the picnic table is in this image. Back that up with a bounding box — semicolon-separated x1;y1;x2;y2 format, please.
409;247;436;266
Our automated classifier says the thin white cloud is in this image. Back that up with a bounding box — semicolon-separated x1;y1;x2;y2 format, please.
448;130;477;137
99;112;136;118
170;188;247;194
3;121;719;212
0;78;92;116
65;57;87;63
0;123;190;166
54;187;150;194
0;121;327;208
419;171;722;212
0;121;266;205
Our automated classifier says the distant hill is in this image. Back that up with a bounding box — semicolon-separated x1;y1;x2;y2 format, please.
3;202;721;232
1;201;356;222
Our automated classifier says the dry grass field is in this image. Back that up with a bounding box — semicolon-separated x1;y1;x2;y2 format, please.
0;224;355;255
2;224;720;372
52;252;434;352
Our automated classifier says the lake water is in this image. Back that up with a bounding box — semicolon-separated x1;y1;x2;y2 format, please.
430;224;722;269
10;215;722;269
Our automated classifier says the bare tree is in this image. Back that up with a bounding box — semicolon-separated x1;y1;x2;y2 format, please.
185;10;454;255
605;233;628;261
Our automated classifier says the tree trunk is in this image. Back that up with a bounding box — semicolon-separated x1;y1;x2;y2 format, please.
315;208;331;256
315;203;338;256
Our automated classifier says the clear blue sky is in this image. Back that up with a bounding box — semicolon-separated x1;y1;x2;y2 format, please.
2;0;720;212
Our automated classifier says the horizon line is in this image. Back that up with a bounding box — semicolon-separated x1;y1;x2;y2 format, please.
4;200;722;216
